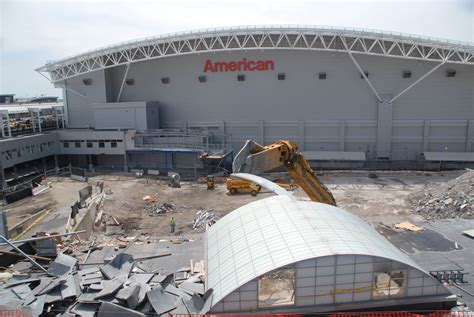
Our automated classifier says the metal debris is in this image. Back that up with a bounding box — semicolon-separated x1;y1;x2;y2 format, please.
193;209;217;229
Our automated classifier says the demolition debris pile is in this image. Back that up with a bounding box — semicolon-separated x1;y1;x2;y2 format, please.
410;170;474;219
0;244;211;316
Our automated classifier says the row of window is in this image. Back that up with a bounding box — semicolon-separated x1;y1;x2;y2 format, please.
81;69;457;86
132;69;458;84
61;139;123;149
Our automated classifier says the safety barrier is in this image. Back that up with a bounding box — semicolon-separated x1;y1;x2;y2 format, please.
0;311;32;317
168;312;473;317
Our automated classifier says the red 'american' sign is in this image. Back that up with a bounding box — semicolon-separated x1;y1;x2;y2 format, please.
203;59;275;72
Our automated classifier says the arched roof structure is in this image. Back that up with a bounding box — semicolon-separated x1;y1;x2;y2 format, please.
37;25;474;83
206;195;426;306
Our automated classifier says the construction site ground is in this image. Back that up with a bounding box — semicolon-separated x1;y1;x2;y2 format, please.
3;170;469;237
92;170;468;236
2;170;473;307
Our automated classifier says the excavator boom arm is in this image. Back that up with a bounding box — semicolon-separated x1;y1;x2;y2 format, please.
233;140;336;205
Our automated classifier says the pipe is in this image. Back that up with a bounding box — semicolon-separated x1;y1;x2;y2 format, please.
0;230;86;247
0;235;49;274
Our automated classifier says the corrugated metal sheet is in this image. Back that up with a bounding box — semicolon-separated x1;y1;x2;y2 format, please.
206;195;424;306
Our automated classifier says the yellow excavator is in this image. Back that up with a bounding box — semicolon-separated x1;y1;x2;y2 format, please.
232;140;336;206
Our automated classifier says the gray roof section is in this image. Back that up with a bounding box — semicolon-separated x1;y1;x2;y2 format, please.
206;195;424;306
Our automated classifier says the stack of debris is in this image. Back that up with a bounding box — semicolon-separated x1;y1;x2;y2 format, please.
193;210;217;230
0;251;212;316
146;202;175;216
410;170;473;219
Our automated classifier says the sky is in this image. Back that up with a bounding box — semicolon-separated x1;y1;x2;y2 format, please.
0;0;473;98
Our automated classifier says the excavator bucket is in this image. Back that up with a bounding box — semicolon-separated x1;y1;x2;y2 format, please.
233;140;265;173
232;140;285;174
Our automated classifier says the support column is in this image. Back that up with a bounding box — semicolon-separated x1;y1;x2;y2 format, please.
298;120;305;151
1;115;5;138
6;114;11;137
54;155;59;174
0;160;6;191
37;111;42;133
123;153;128;172
467;120;474;152
423;120;430;152
221;121;226;148
376;95;393;159
42;158;47;175
55;109;59;129
339;121;346;151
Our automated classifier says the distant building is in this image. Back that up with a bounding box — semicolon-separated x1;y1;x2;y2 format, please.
0;94;15;104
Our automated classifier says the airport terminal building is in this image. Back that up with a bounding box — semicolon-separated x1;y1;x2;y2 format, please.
1;26;474;186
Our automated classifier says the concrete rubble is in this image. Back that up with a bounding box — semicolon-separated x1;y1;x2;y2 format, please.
410;169;473;219
0;241;212;316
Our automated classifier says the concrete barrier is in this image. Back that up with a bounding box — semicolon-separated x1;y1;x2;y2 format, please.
70;192;104;240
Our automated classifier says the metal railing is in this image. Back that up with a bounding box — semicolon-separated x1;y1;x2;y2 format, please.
134;129;230;153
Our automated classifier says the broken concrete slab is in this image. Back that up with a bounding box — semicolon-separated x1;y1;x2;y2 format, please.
179;281;205;295
165;283;192;300
184;293;204;313
47;253;77;277
5;277;41;288
94;276;126;299
462;229;474;239
97;301;144;317
60;274;80;300
32;277;61;296
147;284;177;315
200;289;214;314
100;253;134;279
81;272;103;280
11;284;36;305
30;295;45;317
116;282;140;309
171;297;190;314
78;267;101;276
128;273;153;284
81;277;103;286
89;283;104;291
136;282;150;307
70;302;100;317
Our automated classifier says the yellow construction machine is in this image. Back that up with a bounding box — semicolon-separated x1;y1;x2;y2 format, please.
232;140;336;205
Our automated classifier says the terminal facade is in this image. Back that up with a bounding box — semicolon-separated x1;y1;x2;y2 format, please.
2;26;474;188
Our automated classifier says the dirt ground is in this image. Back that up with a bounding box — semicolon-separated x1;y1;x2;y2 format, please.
1;170;464;237
1;177;88;228
88;170;464;236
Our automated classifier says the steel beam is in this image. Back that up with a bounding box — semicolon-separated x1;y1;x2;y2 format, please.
35;27;474;83
116;63;130;102
348;52;383;103
389;61;446;103
56;84;87;98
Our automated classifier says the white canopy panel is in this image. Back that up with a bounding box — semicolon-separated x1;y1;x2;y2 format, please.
206;195;424;306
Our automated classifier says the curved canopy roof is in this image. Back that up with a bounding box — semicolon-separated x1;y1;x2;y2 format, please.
206;195;424;306
37;25;474;83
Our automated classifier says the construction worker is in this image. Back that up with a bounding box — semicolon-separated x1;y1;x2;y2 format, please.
170;217;176;233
